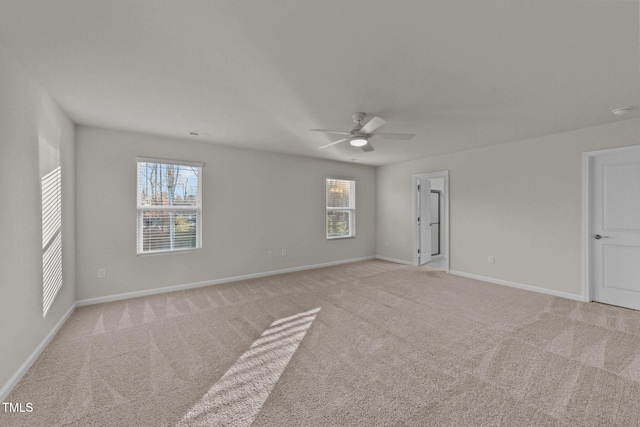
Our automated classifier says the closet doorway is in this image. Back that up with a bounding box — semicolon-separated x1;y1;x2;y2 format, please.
412;171;449;271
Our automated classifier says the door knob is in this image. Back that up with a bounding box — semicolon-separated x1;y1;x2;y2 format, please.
594;234;610;240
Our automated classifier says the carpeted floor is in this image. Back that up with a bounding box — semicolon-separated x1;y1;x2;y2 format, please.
3;260;640;426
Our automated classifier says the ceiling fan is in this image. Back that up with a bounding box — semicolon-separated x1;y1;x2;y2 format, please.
310;112;415;152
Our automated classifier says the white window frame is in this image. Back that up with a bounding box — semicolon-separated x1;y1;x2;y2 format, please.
136;157;203;255
326;178;356;239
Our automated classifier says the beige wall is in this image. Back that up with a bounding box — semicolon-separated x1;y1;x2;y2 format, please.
0;43;76;392
75;126;376;301
377;119;640;297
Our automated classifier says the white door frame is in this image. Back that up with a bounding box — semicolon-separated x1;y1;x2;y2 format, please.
412;171;450;271
582;144;640;303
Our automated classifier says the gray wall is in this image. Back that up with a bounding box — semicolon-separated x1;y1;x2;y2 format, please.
377;118;640;297
75;126;376;301
0;43;76;391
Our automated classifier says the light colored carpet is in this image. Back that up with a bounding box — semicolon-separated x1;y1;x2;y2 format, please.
3;260;640;426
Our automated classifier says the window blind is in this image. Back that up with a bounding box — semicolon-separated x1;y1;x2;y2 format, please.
42;166;62;317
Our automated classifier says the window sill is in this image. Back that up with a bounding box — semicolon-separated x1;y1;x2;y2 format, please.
137;248;202;257
327;236;356;240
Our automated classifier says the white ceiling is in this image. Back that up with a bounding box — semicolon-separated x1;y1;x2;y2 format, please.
0;0;637;166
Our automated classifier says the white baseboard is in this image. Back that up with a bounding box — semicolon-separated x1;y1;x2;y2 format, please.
376;255;414;266
449;270;587;302
0;301;77;402
77;256;378;307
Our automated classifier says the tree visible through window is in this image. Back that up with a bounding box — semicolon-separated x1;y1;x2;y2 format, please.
326;178;355;239
137;159;203;254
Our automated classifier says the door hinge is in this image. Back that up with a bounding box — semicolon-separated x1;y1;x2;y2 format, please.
417;185;420;191
418;249;420;254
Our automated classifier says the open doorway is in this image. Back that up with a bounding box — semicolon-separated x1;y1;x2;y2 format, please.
413;171;449;271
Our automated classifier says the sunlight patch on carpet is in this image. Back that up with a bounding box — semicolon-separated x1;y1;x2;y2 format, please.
176;307;320;427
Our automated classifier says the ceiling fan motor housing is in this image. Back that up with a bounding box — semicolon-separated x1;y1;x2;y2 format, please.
352;112;366;125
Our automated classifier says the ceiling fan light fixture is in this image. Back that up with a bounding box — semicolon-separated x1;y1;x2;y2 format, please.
349;136;368;147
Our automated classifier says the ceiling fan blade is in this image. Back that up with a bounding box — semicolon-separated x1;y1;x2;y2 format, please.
369;132;415;140
362;142;374;152
318;138;348;149
309;129;350;136
359;116;385;134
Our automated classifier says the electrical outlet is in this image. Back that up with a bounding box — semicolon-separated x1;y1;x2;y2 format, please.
267;251;273;258
282;249;287;257
488;256;495;264
97;268;106;278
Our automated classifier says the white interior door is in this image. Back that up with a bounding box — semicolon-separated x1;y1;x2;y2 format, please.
592;148;640;310
419;179;432;265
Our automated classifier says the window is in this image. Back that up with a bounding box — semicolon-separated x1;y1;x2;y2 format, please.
326;178;355;239
137;158;203;254
42;166;62;317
